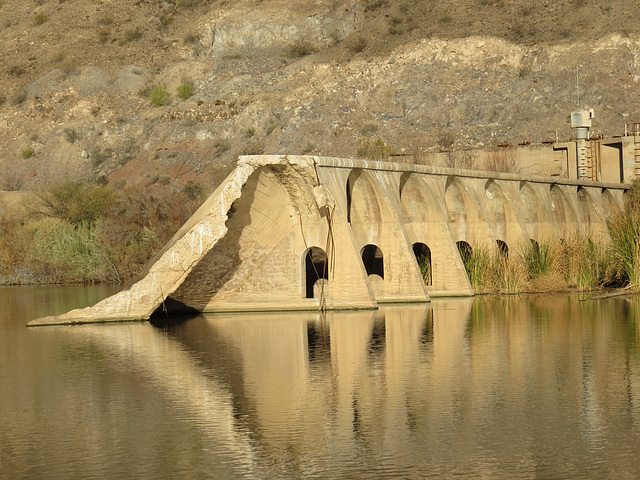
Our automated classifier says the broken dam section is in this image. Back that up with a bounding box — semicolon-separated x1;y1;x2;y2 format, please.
29;155;628;326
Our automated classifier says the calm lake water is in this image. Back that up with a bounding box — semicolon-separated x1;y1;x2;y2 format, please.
2;286;640;479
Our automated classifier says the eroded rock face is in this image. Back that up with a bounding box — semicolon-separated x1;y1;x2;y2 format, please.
201;1;364;57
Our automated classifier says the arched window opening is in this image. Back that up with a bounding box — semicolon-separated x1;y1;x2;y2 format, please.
346;177;352;223
305;247;329;299
361;244;384;279
456;241;473;265
497;240;509;258
413;242;432;285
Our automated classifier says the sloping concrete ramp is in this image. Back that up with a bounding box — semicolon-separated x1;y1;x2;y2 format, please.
32;154;623;326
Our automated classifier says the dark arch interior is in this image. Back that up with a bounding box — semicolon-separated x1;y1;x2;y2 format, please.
305;247;329;299
497;239;509;257
361;244;384;279
412;242;432;285
456;241;472;265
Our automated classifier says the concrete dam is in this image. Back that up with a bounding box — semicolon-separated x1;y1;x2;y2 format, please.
29;155;628;326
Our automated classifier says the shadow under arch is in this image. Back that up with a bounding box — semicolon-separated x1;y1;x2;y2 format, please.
361;244;384;279
412;242;432;285
347;169;384;228
496;239;509;257
484;179;518;242
399;172;443;224
603;188;621;219
456;240;472;265
304;246;329;299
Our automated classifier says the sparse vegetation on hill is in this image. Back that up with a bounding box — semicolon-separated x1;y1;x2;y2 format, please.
1;0;640;191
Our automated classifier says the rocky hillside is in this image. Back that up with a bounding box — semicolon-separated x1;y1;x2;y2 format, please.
1;0;640;191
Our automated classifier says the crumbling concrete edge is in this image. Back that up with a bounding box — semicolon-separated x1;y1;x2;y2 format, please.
28;155;316;326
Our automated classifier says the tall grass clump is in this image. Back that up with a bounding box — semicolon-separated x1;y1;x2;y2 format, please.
149;85;170;106
457;236;608;295
608;180;640;289
176;80;194;100
27;218;113;283
461;246;527;294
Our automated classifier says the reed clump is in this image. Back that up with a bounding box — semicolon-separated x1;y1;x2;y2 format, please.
607;179;640;290
461;235;610;294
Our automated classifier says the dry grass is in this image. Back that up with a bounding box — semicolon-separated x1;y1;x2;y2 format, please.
484;148;520;173
461;236;608;294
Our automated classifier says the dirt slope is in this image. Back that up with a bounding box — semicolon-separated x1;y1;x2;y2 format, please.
1;0;640;191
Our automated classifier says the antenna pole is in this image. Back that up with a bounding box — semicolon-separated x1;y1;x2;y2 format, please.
576;66;580;108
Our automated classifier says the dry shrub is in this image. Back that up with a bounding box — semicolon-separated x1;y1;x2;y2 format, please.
96;185;202;282
484;148;520;173
357;137;394;161
0;164;26;191
443;150;476;170
528;271;568;293
464;246;528;294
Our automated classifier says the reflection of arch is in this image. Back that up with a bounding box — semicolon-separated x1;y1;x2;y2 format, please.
361;244;384;278
456;241;472;264
304;247;328;299
412;242;432;285
497;239;508;257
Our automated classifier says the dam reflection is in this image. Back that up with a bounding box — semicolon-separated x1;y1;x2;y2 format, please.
61;295;640;478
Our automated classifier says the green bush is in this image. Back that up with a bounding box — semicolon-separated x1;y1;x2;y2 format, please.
7;65;26;77
33;14;48;26
90;149;108;167
28;218;113;283
20;146;34;159
356;137;394;161
149;85;169;106
176;80;194;100
64;128;80;144
286;40;316;58
348;36;367;54
123;28;143;43
33;181;118;226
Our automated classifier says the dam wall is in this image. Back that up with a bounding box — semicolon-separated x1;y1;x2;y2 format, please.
29;155;629;326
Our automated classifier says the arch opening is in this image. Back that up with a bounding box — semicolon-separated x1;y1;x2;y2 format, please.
456;241;473;265
361;244;384;279
304;247;329;299
412;242;432;285
497;240;509;258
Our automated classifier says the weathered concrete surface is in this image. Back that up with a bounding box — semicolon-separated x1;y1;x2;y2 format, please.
29;155;628;326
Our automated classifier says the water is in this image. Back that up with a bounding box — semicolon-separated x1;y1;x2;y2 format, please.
2;287;640;479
